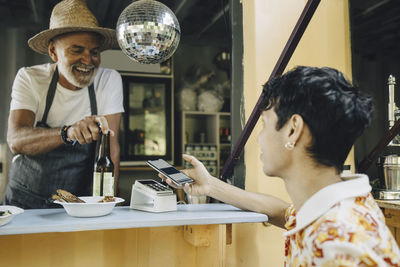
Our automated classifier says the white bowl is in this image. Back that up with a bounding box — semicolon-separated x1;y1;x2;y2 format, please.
0;205;24;227
54;196;124;217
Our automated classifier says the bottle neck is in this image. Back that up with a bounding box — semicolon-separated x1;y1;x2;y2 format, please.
98;132;110;158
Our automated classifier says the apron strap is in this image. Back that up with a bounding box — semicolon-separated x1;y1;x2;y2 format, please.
37;67;98;127
37;68;59;127
88;83;97;115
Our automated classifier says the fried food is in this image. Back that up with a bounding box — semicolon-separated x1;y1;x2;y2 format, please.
52;189;85;203
98;196;115;202
52;190;116;203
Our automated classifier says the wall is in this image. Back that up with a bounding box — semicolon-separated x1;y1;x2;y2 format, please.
353;52;400;183
225;0;352;266
0;28;49;129
349;1;400;182
0;28;49;200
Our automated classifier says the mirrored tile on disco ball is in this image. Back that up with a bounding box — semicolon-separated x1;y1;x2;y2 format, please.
116;0;180;64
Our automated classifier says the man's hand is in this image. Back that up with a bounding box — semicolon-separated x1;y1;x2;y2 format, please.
161;154;215;197
67;115;114;145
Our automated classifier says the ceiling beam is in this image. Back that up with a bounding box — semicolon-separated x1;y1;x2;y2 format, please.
361;0;391;16
88;0;111;25
29;0;39;23
197;3;229;38
173;0;200;23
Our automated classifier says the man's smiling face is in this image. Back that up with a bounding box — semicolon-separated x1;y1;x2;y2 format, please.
49;32;101;90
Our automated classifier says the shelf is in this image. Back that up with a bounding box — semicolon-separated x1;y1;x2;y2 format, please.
186;143;218;146
119;72;173;79
129;107;164;114
181;111;231;177
183;111;231;116
220;143;231;146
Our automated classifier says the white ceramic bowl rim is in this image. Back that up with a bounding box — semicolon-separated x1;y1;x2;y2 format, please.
54;196;124;206
0;205;24;217
54;196;125;217
0;205;24;227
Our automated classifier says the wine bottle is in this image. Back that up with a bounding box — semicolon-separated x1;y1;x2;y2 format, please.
93;131;114;196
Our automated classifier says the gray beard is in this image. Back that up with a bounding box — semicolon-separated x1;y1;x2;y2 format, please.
58;63;98;88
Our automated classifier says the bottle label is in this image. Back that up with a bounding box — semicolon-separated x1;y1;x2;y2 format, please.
93;172;114;196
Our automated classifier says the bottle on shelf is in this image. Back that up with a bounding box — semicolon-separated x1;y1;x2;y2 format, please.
93;131;114;196
219;127;231;143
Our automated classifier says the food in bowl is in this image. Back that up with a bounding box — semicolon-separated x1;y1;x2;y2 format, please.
52;189;117;203
52;189;85;203
98;196;116;202
0;210;11;217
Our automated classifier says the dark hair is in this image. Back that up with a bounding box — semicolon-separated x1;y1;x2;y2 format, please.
261;66;373;172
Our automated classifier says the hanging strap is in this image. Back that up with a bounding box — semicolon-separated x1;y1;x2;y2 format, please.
37;68;59;127
37;67;97;127
88;82;97;115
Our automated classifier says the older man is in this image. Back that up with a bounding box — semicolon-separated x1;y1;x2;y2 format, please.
5;0;124;208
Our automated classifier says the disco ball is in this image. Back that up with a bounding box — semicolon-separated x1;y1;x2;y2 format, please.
116;0;181;64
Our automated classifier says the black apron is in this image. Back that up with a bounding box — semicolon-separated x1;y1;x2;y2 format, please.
5;68;97;209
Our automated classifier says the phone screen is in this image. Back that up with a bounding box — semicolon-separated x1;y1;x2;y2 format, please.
147;159;195;185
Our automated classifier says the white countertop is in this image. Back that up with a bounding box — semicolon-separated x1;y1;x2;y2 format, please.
0;204;268;236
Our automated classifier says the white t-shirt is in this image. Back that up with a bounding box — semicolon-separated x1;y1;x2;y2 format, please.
10;63;124;127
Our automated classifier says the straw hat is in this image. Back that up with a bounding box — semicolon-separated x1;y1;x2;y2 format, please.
28;0;117;54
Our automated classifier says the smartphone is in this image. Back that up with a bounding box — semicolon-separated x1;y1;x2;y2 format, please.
146;159;195;186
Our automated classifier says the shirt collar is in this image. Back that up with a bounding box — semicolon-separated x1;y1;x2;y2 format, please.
284;174;371;236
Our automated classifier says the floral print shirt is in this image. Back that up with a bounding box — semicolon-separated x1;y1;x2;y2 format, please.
284;175;400;266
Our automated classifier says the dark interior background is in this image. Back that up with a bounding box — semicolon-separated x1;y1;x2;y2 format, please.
350;0;400;186
0;0;232;141
2;0;397;190
0;0;232;88
0;0;231;46
0;0;234;203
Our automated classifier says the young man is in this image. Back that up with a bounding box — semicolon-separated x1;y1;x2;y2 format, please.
5;0;123;208
166;66;400;266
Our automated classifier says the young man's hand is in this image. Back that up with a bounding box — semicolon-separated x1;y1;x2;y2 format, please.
160;154;215;197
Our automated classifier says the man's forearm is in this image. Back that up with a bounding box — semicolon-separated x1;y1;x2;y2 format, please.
208;177;290;228
8;126;63;155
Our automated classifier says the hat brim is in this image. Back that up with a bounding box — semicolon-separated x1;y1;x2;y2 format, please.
28;27;118;54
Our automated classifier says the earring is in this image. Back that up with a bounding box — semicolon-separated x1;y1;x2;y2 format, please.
284;142;295;150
